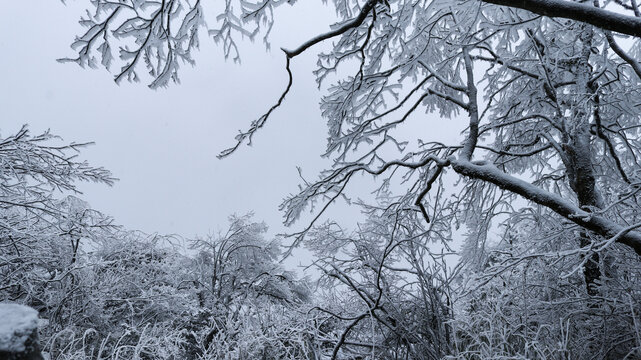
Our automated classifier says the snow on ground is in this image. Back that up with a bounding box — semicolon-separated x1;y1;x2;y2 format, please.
0;303;39;352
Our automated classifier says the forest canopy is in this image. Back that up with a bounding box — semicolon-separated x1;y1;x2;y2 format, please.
2;0;641;359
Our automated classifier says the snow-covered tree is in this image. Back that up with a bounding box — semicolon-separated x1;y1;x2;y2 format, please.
190;214;308;308
0;126;114;311
187;214;315;358
304;201;455;359
63;0;641;270
61;0;641;358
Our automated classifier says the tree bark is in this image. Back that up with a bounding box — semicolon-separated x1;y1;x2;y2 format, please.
562;24;603;296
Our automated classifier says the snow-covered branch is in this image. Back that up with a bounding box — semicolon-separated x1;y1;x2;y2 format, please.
450;158;641;255
483;0;641;36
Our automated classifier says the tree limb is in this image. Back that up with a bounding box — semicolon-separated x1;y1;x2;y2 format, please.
283;0;377;58
450;158;641;255
483;0;641;37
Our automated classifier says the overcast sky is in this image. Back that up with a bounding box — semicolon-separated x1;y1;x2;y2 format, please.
1;1;347;241
1;1;467;270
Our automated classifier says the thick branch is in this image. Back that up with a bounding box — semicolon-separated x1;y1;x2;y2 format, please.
220;0;377;158
283;0;377;58
450;158;641;255
483;0;641;37
605;31;641;79
460;47;479;160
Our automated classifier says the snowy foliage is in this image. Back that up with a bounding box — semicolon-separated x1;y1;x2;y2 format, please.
15;0;641;358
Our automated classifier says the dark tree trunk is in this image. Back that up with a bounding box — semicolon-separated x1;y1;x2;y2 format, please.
562;24;604;297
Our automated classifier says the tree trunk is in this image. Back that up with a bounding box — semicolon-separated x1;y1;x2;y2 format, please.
563;24;604;296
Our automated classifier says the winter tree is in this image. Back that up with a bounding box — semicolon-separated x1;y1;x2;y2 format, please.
188;214;315;359
0;126;114;311
60;0;641;358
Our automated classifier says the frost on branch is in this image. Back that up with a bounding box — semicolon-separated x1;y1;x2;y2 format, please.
60;0;303;88
60;0;204;88
57;0;641;356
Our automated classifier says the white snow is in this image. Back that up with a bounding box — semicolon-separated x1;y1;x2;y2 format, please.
0;303;39;353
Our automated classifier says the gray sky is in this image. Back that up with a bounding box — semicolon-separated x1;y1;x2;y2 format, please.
1;1;467;269
1;1;343;242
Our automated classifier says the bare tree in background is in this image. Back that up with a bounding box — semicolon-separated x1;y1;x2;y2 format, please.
62;0;641;358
